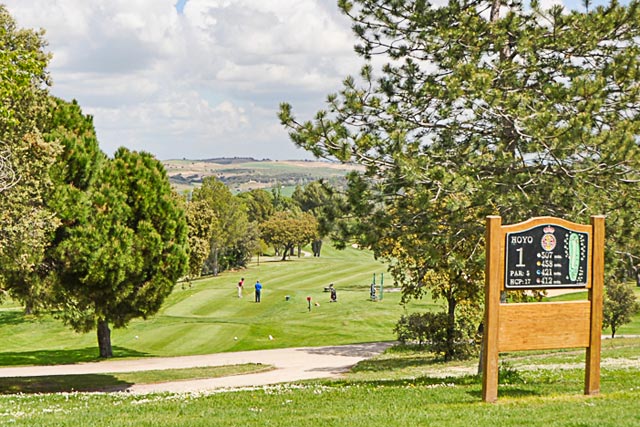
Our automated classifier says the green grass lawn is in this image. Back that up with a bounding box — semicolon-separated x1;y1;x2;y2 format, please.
1;246;640;425
1;339;639;426
0;244;435;365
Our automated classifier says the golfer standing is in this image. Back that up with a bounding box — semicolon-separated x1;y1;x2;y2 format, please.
238;277;244;298
254;280;263;303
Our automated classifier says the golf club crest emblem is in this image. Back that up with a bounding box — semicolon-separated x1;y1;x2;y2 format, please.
540;225;556;251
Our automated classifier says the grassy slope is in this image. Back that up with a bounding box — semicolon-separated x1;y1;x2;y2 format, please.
0;245;434;365
1;245;637;365
2;339;639;426
1;247;639;425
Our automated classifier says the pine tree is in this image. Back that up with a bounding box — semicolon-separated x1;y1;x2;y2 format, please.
53;148;188;358
280;0;640;360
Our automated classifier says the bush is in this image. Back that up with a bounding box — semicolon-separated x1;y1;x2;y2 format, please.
394;311;478;360
394;312;432;347
603;281;640;338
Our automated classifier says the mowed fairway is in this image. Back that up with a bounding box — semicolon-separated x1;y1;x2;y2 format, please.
0;245;435;364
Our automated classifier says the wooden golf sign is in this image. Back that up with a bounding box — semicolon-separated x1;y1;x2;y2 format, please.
482;216;605;403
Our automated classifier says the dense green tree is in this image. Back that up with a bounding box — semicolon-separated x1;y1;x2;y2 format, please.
271;185;297;212
237;189;275;223
0;8;188;359
0;141;18;193
185;199;216;280
260;211;319;261
191;177;233;276
0;6;51;137
5;98;106;314
603;281;640;338
52;148;188;357
292;181;344;256
0;6;61;307
191;176;254;276
292;182;325;213
44;98;104;190
280;0;640;360
220;219;261;270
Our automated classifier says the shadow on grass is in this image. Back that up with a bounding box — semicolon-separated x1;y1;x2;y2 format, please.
352;355;436;372
466;388;540;399
335;373;483;388
332;374;541;401
0;347;149;366
305;342;395;359
0;310;27;325
0;374;133;394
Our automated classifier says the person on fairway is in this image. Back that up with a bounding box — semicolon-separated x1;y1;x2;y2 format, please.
255;280;262;303
238;277;244;298
329;283;337;302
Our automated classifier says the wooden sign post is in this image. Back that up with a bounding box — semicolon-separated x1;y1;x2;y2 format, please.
482;216;605;403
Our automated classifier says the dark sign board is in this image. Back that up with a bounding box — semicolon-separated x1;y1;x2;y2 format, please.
505;224;589;289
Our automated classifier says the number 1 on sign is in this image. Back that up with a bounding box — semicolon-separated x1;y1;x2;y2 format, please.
516;247;525;267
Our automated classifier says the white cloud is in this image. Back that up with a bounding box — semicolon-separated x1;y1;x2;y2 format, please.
90;90;250;156
3;0;360;159
7;0;611;160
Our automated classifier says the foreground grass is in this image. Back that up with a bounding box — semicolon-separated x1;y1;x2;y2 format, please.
1;339;638;426
6;384;638;427
0;245;433;365
0;364;273;394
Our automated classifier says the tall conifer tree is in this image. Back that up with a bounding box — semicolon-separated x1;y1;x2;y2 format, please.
281;0;640;360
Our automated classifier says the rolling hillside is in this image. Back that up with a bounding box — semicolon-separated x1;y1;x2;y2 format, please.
163;157;363;194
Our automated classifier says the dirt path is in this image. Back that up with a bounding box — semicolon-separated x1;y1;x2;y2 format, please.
0;342;394;394
1;336;637;395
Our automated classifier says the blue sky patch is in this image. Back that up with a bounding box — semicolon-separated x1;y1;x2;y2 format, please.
175;0;188;14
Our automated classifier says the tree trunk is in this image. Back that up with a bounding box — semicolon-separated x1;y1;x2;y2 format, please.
444;296;457;362
281;244;293;261
212;246;219;276
97;319;113;358
312;239;323;257
477;322;485;375
490;0;501;22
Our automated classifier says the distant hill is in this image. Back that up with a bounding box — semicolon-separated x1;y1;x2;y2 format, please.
196;157;264;165
163;158;362;194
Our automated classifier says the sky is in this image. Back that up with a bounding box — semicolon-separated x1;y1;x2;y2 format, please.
2;0;607;161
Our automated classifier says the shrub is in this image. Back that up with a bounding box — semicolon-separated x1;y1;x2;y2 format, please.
394;311;478;360
603;281;640;338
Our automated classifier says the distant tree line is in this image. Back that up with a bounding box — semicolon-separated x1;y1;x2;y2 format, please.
185;178;341;277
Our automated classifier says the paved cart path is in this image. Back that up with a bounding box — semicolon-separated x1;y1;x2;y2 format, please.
0;342;394;394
